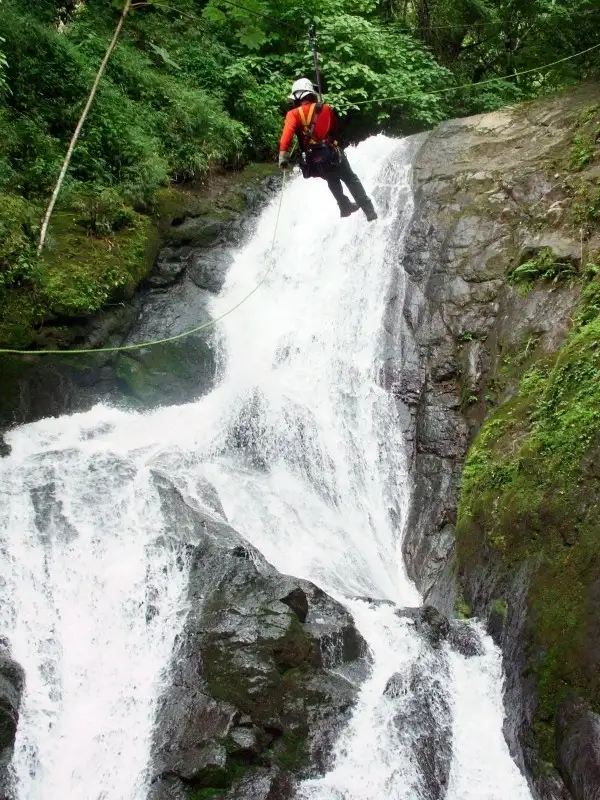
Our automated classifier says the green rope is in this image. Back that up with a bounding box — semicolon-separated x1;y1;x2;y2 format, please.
0;173;287;357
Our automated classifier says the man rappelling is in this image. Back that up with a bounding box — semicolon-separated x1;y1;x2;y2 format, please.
277;26;377;222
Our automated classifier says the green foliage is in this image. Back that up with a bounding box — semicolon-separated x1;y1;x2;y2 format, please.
72;188;135;235
508;248;579;293
0;194;42;289
570;134;597;170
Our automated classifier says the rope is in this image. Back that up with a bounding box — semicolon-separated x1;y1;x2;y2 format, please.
0;173;287;357
351;41;600;107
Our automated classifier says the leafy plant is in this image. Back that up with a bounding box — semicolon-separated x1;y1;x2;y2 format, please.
570;133;597;171
508;248;579;292
72;187;135;235
0;194;42;289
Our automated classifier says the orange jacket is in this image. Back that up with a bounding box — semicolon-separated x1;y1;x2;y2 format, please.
279;101;340;153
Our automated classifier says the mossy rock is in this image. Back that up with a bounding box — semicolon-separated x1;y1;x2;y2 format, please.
456;285;600;763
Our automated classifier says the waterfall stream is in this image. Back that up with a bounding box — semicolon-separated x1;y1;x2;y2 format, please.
0;136;532;799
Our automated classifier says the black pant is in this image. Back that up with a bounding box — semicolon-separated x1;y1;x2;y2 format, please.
323;152;372;210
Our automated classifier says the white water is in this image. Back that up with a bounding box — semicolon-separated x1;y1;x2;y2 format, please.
0;137;532;799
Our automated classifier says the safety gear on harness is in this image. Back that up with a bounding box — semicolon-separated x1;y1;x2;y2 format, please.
295;102;340;178
288;77;317;103
278;151;291;170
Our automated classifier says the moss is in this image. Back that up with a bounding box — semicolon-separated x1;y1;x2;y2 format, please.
189;790;224;800
275;727;310;771
456;594;472;620
0;205;155;347
0;163;276;349
569;106;600;170
154;163;277;235
456;276;600;762
508;247;579;293
491;598;508;620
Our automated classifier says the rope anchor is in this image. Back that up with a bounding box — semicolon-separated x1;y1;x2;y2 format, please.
308;22;324;104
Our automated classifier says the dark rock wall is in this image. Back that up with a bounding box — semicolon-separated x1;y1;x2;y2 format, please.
395;84;600;799
0;652;24;799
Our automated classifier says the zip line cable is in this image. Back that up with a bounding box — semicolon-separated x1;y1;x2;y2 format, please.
350;40;600;106
0;174;287;357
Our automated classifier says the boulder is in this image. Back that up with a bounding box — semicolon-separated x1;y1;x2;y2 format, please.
149;474;367;799
384;650;452;799
0;652;25;796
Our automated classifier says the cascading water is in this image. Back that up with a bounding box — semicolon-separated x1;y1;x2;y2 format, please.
0;135;533;799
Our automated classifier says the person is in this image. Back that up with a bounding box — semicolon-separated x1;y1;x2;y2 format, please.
278;78;378;222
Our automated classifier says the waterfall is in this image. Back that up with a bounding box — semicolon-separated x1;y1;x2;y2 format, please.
0;136;532;799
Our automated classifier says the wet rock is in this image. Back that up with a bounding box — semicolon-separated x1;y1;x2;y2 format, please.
396;605;450;649
226;768;294;800
448;621;484;658
384;650;452;799
188;247;234;294
556;695;600;800
0;437;9;458
228;725;262;756
149;475;367;798
397;85;600;798
0;652;24;793
166;216;227;248
146;258;187;288
280;587;309;623
486;599;508;646
416;606;450;648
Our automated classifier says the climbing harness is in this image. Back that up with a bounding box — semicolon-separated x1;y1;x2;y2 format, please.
298;103;320;144
297;102;341;178
0;173;288;357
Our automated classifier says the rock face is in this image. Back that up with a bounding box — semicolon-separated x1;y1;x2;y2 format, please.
385;656;452;800
0;170;278;432
556;696;600;800
390;84;600;798
0;651;25;798
148;473;367;799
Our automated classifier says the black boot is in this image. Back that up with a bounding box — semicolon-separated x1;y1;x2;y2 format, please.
338;196;360;218
361;199;378;222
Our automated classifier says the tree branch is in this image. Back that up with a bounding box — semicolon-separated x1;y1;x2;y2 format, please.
37;0;133;254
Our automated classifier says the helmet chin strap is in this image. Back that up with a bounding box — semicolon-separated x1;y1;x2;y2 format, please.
308;23;323;105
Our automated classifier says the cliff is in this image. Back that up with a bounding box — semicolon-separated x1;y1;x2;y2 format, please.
397;83;600;798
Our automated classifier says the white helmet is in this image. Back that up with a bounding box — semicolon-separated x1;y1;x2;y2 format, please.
288;77;317;102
